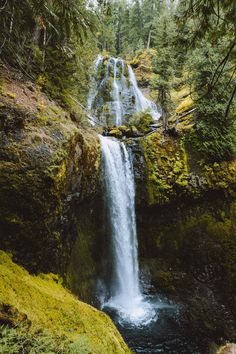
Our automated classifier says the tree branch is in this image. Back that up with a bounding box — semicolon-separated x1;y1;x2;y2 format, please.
225;84;236;118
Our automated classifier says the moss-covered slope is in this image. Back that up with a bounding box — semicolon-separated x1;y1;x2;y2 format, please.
0;251;131;354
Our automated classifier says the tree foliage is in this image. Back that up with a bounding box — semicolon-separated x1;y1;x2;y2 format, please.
0;0;97;104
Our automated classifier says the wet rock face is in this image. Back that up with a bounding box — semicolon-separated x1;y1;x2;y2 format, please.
65;198;105;304
136;131;236;206
0;69;101;274
130;130;236;345
128;139;147;205
136;198;236;345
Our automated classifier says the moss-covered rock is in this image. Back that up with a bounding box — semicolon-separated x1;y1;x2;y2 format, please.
66;200;104;302
134;123;236;343
0;65;101;275
129;111;154;134
137;198;236;343
129;49;157;88
139;130;236;206
0;251;131;354
107;128;123;139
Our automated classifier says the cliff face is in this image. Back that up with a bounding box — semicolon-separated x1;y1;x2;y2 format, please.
0;65;132;353
132;128;236;343
0;65;101;275
139;130;236;206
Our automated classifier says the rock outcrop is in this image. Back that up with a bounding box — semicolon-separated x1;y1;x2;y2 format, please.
0;64;101;275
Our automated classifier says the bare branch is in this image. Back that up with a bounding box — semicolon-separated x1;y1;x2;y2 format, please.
0;0;8;11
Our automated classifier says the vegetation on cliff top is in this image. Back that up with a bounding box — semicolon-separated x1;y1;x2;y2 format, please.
0;0;98;107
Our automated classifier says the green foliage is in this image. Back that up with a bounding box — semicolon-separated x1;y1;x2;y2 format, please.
186;40;236;161
152;4;176;127
96;0;163;56
0;324;63;354
96;1;116;54
0;323;118;353
0;0;97;106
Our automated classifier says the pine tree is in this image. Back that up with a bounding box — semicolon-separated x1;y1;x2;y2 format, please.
129;0;143;52
152;2;176;128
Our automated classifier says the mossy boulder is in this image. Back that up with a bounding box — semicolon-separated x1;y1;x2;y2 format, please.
129;111;154;134
105;125;143;139
0;251;131;354
107;128;123;139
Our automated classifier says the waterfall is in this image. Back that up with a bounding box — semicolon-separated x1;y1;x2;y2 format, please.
112;58;123;126
87;55;161;126
87;54;103;112
100;135;154;324
128;65;161;120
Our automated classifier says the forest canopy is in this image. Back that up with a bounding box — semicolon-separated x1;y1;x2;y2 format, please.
0;0;235;161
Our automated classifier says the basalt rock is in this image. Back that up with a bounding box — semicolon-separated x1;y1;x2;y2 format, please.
0;66;101;275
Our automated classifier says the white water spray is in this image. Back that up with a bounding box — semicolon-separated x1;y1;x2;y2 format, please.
128;65;161;120
112;58;123;126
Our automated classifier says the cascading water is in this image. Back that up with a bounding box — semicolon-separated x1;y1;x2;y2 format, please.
113;58;123;126
99;135;154;324
128;65;160;120
87;56;205;353
87;55;161;126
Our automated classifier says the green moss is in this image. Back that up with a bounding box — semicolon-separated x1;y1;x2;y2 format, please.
108;128;123;139
0;70;101;274
128;49;157;86
0;251;131;354
140;130;236;206
140;132;190;205
130;111;154;134
138;198;236;308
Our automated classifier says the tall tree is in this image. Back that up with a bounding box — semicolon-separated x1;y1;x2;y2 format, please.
129;0;143;52
152;1;176;128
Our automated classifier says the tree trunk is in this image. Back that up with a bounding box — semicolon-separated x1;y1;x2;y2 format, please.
147;29;152;49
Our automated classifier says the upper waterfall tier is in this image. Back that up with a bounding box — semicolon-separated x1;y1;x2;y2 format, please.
87;55;161;126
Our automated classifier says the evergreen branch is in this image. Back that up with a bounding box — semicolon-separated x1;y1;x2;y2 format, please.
210;40;236;89
225;84;236;118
